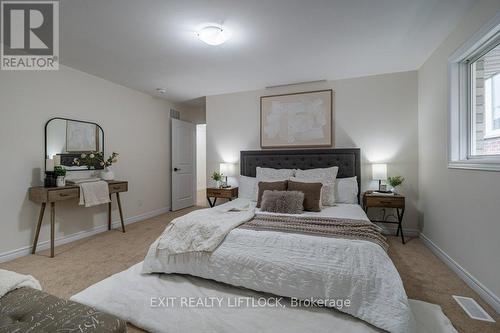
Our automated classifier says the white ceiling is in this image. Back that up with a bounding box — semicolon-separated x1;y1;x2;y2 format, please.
60;0;473;103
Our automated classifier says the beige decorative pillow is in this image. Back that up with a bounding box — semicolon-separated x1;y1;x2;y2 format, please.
256;167;295;181
260;190;304;214
293;166;338;206
287;180;322;212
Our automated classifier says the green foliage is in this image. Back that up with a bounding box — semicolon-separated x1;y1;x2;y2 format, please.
73;152;119;169
73;152;100;169
98;152;119;168
387;175;404;187
54;165;66;177
211;171;223;182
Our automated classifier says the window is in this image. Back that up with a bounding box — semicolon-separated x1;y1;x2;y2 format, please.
448;13;500;171
485;73;500;133
471;44;500;156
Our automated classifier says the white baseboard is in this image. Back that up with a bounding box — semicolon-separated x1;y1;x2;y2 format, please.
420;233;500;314
0;206;170;263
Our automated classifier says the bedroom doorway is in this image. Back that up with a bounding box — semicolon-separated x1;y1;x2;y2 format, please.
196;124;207;206
171;118;196;211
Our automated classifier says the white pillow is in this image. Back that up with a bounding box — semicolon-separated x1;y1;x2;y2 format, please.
294;166;338;206
238;175;257;201
335;177;359;204
256;167;295;182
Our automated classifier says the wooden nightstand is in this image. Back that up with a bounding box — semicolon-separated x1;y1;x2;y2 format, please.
206;187;239;208
363;191;406;244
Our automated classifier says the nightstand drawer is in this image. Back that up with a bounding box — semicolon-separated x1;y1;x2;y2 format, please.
365;196;404;208
207;188;238;198
109;182;128;193
48;188;79;202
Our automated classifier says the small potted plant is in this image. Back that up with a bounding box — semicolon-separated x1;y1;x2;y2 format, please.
54;166;67;187
387;176;404;194
98;152;119;180
211;171;223;188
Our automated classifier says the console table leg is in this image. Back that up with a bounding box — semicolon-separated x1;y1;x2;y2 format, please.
32;203;46;254
116;193;125;233
50;202;55;258
108;194;112;231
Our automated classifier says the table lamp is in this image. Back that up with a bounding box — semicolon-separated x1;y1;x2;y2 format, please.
219;163;235;188
372;163;388;192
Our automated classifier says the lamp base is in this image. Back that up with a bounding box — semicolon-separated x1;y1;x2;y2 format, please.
221;176;231;188
376;180;391;193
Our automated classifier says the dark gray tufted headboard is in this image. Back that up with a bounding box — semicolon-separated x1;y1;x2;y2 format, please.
240;148;361;202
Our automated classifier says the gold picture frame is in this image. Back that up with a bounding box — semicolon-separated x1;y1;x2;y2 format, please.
260;89;334;148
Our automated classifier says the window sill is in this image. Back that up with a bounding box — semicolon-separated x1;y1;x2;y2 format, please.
483;133;500;139
448;160;500;172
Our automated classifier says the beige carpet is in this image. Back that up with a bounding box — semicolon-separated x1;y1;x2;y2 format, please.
1;207;498;333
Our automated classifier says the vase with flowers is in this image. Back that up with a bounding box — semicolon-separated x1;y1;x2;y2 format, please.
73;152;100;170
98;152;119;180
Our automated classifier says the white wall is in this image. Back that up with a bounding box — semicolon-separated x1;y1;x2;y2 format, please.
196;124;207;191
0;65;173;256
206;71;419;230
177;97;206;125
418;0;500;305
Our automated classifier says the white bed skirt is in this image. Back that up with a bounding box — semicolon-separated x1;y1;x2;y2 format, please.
71;263;457;333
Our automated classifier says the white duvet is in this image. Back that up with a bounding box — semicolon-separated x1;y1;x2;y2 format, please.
72;263;457;333
142;199;416;333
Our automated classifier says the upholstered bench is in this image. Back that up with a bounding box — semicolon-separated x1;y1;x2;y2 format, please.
0;287;126;333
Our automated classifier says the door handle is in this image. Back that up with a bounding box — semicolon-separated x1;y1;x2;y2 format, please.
174;167;180;172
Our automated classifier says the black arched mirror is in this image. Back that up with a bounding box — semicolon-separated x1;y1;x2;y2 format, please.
45;117;104;171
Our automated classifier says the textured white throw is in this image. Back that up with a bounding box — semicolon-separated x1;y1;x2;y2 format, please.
79;180;111;207
152;203;255;255
0;269;41;298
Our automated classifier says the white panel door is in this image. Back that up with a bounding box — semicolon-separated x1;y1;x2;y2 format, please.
171;118;196;211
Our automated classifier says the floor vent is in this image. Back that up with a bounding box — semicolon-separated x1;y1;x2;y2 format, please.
452;295;495;322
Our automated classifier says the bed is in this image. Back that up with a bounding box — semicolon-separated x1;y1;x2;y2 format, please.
71;149;457;333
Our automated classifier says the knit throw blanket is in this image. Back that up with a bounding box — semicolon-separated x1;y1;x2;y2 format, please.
239;214;389;252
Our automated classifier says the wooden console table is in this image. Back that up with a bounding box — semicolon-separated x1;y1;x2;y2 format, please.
28;180;128;258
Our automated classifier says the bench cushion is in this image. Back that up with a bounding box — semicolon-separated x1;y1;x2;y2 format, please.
0;287;126;333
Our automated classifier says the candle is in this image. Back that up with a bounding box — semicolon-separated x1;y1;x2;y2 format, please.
46;158;54;172
53;155;61;167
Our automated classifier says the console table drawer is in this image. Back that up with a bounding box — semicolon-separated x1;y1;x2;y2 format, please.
48;188;79;202
109;182;128;193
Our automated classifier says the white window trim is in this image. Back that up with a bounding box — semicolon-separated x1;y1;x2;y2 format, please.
448;12;500;172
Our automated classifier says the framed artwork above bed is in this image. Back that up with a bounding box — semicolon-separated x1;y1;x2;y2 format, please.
260;89;333;148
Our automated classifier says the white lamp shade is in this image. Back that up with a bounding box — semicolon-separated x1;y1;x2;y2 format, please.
219;163;235;177
372;163;387;180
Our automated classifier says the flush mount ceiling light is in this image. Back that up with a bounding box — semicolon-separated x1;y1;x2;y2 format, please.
197;25;230;46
